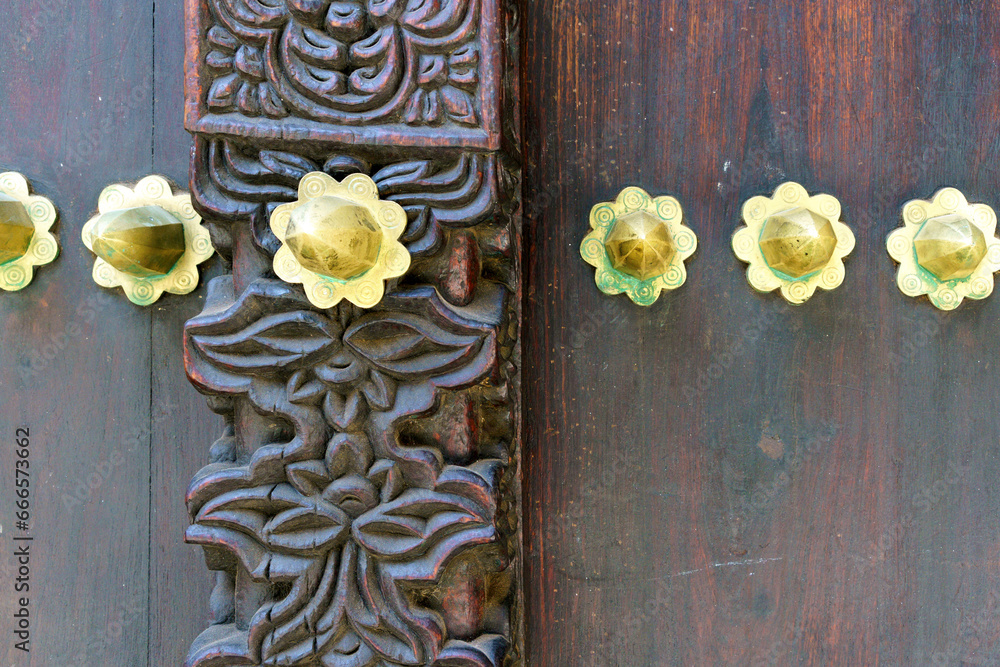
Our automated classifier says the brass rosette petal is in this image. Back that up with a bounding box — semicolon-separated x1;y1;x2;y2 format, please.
733;182;855;305
580;186;698;306
886;188;1000;311
0;171;59;291
270;172;411;310
82;176;215;306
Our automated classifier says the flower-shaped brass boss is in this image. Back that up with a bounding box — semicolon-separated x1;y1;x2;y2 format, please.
270;172;411;310
580;187;697;306
887;188;1000;310
0;172;58;291
733;182;855;304
82;176;214;306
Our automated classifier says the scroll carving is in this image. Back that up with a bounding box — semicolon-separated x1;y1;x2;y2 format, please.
182;1;520;665
185;0;502;148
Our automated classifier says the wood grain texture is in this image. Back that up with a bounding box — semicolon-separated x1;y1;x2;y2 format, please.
0;1;216;664
152;1;222;664
523;1;1000;665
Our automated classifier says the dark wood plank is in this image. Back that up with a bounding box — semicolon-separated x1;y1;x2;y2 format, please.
0;1;155;664
149;0;220;663
523;1;1000;665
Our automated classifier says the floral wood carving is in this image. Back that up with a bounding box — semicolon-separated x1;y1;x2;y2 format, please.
184;278;515;666
183;0;520;665
184;0;502;149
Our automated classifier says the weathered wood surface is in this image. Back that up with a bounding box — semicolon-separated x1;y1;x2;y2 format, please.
523;2;1000;665
0;2;216;664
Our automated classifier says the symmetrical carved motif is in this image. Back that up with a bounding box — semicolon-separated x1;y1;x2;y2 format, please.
185;0;501;148
183;1;519;666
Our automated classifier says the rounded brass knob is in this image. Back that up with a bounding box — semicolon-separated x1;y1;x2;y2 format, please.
733;182;855;304
270;172;411;310
580;186;697;306
82;176;214;306
0;172;58;291
887;188;1000;310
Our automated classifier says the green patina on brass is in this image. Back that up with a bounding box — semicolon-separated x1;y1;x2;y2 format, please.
759;207;838;279
603;211;676;281
914;213;987;282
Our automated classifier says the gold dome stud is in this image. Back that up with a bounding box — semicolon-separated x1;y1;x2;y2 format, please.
270;172;411;310
733;182;855;305
0;172;59;291
284;196;384;280
887;188;1000;310
88;206;187;277
82;176;214;306
580;187;697;306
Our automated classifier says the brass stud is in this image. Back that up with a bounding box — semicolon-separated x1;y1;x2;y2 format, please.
887;188;1000;310
89;206;187;277
733;182;855;304
0;172;58;291
270;172;411;310
82;176;214;306
580;187;697;306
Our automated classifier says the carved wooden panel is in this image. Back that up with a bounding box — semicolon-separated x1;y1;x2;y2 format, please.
181;2;521;666
184;0;503;148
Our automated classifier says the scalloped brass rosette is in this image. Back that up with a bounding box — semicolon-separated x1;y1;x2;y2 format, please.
0;172;58;291
887;188;1000;311
580;186;697;306
82;176;215;306
733;182;855;305
270;172;411;310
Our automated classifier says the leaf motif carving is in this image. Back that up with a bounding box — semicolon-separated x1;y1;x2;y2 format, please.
441;87;478;126
191;310;340;376
187;0;516;663
352;489;490;561
195;483;352;557
258;149;319;181
345;312;489;379
207;72;241;108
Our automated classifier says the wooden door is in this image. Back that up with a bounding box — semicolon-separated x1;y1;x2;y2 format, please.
524;2;1000;666
0;2;215;665
5;1;1000;666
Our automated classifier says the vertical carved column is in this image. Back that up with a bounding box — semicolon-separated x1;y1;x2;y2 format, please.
180;1;521;665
